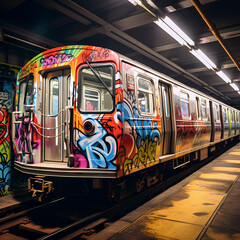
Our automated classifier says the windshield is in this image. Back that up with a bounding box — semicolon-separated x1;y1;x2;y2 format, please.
79;64;114;112
18;75;34;112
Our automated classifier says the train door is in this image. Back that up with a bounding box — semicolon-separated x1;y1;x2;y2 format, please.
43;69;70;162
159;82;172;155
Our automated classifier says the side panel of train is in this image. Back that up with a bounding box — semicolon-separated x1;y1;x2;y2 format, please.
12;46;240;187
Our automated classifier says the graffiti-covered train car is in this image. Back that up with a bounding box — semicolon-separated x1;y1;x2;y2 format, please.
12;45;240;200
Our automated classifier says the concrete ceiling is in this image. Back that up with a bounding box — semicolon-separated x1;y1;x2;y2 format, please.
0;0;240;108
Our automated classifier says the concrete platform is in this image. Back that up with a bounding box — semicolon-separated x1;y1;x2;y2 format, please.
90;143;240;240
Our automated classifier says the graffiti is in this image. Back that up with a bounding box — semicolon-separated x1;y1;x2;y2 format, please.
14;113;41;163
0;152;11;195
118;101;161;175
0;81;13;110
73;119;117;169
41;53;73;67
123;137;157;175
0;108;11;196
82;48;110;62
124;89;136;104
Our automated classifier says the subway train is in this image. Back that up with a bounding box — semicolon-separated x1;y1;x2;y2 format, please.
12;45;240;200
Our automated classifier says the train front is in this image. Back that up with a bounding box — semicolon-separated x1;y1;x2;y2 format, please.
12;45;123;200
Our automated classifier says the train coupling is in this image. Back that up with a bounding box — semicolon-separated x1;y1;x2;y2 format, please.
28;176;53;202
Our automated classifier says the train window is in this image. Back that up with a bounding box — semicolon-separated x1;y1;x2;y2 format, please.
158;86;163;117
230;110;234;123
18;81;27;112
180;92;190;118
25;77;34;106
49;77;59;115
214;104;220;121
196;97;201;119
223;107;227;122
137;77;154;114
66;75;71;107
163;87;170;118
79;64;114;112
201;100;207;119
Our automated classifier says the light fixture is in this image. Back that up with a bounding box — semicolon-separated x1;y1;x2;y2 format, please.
154;18;186;46
190;49;216;70
216;71;231;83
230;83;239;91
128;0;141;6
163;16;195;46
128;1;239;94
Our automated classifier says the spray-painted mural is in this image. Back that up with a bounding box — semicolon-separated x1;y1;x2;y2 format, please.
0;64;19;196
0;106;11;195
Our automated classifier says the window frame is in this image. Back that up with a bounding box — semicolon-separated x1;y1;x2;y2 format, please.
196;97;201;120
223;107;228;123
137;75;155;115
201;99;208;120
163;87;170;118
78;63;115;114
18;74;34;114
180;91;190;119
214;103;220;122
49;77;59;115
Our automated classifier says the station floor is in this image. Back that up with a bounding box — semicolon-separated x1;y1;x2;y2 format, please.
90;143;240;240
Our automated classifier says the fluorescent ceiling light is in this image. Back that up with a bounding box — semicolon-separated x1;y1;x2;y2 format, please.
163;16;195;46
154;18;186;46
216;71;231;84
238;91;240;95
190;49;213;69
230;83;239;91
128;0;141;6
196;49;217;69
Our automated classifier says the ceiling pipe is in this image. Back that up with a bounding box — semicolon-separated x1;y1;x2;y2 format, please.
190;0;240;72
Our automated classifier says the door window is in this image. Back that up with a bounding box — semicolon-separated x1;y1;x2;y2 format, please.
49;77;59;115
163;88;170;118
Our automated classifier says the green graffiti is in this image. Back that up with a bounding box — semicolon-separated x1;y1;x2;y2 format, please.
124;137;157;175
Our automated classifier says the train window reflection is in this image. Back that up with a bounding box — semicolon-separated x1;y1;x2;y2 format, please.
163;88;170;118
223;107;227;122
19;81;27;112
201;100;207;119
138;77;154;114
25;77;34;106
180;92;190;119
196;97;200;119
230;110;234;123
214;104;220;121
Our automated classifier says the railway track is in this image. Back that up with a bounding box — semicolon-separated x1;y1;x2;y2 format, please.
0;145;231;240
